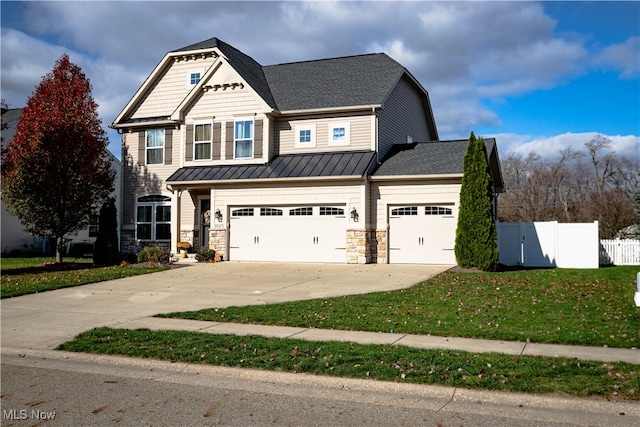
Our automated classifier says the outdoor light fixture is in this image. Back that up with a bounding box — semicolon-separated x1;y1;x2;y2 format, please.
215;209;223;222
350;207;359;222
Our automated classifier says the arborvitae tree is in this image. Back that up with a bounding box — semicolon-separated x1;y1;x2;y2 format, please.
93;197;120;266
1;54;114;262
454;132;499;271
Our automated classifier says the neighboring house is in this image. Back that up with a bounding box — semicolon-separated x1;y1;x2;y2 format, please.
111;37;503;264
1;107;122;255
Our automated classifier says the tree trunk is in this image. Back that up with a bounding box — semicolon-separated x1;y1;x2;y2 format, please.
56;236;64;263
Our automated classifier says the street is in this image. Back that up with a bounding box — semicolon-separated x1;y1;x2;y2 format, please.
2;348;638;427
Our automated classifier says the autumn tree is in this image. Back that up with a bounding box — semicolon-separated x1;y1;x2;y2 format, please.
1;54;114;262
455;132;499;271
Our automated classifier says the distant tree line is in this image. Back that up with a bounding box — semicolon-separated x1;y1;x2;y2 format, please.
498;135;639;239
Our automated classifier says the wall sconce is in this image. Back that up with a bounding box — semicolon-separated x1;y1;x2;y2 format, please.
215;209;223;223
350;207;359;222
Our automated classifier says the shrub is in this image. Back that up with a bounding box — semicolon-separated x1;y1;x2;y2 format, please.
93;198;120;265
137;246;170;264
195;248;216;262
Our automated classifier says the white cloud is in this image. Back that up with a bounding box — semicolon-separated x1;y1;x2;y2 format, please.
492;132;640;162
593;36;640;79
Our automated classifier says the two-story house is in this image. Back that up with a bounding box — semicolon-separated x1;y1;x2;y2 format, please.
112;37;502;264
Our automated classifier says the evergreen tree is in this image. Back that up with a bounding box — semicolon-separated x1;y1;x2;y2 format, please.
1;54;114;262
93;197;120;265
454;132;499;271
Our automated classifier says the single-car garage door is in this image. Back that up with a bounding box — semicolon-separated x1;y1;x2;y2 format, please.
229;206;347;262
389;205;457;264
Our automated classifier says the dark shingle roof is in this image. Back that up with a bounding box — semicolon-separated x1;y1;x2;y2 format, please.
173;38;409;112
173;37;276;108
167;150;375;183
373;139;497;176
263;54;406;111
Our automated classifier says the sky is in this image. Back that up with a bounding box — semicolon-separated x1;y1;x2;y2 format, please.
1;0;639;161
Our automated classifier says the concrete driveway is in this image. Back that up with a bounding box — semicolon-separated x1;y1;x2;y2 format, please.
1;262;449;350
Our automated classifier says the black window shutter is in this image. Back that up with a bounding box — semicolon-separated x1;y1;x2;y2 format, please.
213;122;221;160
254;119;263;158
138;132;146;166
185;125;193;162
164;129;172;165
225;122;234;159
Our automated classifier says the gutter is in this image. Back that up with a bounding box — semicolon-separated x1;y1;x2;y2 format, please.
369;173;463;181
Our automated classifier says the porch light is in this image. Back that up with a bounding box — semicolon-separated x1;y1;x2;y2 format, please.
215;209;223;222
350;208;359;222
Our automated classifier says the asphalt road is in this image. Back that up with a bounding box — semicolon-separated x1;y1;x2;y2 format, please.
2;348;638;427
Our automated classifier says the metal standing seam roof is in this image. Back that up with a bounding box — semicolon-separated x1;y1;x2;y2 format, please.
166;150;376;184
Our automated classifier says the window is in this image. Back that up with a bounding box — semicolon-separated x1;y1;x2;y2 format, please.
190;72;201;85
328;122;350;146
260;208;283;216
231;208;254;217
425;206;453;216
234;120;253;159
295;124;316;148
391;206;417;216
194;122;212;160
88;211;99;237
145;129;164;165
320;207;345;216
289;207;312;216
136;195;171;241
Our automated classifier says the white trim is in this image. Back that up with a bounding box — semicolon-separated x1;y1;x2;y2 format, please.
233;118;254;160
369;173;464;181
328;122;350;147
295;124;316;148
145;129;165;165
193;119;213;161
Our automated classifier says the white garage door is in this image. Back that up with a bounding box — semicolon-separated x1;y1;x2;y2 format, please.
229;206;346;263
389;205;457;264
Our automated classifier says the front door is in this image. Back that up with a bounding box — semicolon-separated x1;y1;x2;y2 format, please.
201;199;211;249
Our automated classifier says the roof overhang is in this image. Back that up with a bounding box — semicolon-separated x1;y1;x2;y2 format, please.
276;104;381;117
369;173;463;182
167;174;366;189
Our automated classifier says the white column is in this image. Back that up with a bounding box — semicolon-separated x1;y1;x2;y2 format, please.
171;190;181;254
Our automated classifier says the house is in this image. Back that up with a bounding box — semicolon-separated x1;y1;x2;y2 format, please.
1;107;122;255
111;37;502;264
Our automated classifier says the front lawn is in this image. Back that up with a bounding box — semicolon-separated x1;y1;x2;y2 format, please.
58;327;640;401
159;266;640;348
1;257;169;298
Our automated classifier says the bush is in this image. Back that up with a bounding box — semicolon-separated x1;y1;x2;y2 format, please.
93;198;120;265
137;246;171;264
195;248;216;262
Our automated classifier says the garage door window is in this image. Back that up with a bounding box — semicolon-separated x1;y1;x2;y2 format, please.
320;207;344;216
425;206;453;215
232;208;254;217
391;206;417;216
260;208;283;216
290;207;312;216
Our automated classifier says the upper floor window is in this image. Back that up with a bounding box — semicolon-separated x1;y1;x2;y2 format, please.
194;122;212;160
190;72;201;85
295;124;316;148
328;122;350;146
234;120;253;159
146;129;164;165
136;195;171;241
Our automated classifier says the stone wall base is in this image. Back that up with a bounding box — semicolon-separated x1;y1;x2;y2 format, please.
210;228;227;260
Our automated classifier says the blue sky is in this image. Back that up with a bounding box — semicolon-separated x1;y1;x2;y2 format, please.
1;1;638;160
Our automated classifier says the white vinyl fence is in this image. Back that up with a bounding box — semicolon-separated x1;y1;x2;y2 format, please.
496;221;600;268
600;239;640;266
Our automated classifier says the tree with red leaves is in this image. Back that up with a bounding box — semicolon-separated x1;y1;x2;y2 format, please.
1;54;114;262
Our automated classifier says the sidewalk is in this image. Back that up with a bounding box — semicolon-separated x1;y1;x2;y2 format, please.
115;316;640;365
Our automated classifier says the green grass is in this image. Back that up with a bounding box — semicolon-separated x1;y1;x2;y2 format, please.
1;257;169;298
159;266;640;348
58;327;640;401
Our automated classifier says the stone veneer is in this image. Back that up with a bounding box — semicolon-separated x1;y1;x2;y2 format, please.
209;228;227;260
375;229;387;264
346;229;378;264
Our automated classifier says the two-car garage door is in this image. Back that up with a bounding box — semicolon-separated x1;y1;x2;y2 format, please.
388;205;457;264
229;206;346;263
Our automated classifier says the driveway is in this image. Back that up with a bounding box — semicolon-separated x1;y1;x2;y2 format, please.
1;262;450;350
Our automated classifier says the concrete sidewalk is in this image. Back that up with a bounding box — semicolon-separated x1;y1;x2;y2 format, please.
2;262;638;364
115;316;640;365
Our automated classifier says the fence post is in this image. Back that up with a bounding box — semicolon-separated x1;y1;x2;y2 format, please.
635;272;640;307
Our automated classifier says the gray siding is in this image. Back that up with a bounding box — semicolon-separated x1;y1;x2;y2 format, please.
377;76;431;160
